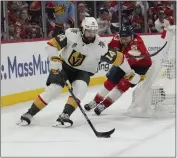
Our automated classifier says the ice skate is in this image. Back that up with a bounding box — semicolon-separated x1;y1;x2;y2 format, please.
94;103;107;115
52;113;73;127
84;100;98;111
17;113;33;126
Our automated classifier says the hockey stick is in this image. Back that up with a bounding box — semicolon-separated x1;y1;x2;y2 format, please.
63;79;115;138
126;41;167;59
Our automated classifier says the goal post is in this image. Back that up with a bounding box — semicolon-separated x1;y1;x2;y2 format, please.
127;25;176;118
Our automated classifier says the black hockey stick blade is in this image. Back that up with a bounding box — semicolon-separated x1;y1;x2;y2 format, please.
127;41;167;59
96;128;115;138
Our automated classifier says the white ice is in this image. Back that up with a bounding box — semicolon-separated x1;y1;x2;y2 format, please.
1;85;175;157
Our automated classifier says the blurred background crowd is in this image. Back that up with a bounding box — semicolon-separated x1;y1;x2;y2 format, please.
1;1;176;40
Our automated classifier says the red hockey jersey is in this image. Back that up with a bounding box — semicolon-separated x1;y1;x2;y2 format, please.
109;34;152;67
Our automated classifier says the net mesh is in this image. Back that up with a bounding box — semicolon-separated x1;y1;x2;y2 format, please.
127;26;176;118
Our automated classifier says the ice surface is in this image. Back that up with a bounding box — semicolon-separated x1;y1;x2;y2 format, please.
1;86;175;157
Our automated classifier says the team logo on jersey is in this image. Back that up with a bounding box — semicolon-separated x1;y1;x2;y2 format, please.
131;45;137;50
98;41;105;48
113;35;119;41
68;50;86;67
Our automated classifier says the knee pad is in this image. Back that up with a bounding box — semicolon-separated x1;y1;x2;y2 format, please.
72;80;88;101
39;84;62;104
116;78;131;92
104;79;116;91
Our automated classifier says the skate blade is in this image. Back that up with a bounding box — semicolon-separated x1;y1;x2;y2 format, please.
52;121;72;128
16;120;29;126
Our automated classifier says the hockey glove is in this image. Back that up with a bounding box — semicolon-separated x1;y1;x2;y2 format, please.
139;74;147;82
125;70;141;85
50;56;63;74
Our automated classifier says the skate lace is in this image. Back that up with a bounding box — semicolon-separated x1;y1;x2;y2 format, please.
60;113;70;119
89;101;97;108
23;113;32;120
97;103;106;112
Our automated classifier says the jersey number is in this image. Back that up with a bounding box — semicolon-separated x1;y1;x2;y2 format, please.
57;34;66;42
105;50;117;62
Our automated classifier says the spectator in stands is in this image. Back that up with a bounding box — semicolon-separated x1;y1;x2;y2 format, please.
29;1;42;26
147;7;156;22
97;8;112;35
155;10;170;33
98;1;119;34
8;23;15;39
122;15;131;27
164;2;174;25
3;1;176;40
99;1;112;10
147;7;158;33
7;2;21;24
121;1;134;16
130;4;144;33
7;1;43;39
136;1;149;16
77;2;90;27
45;2;55;37
29;26;42;38
148;19;158;33
13;9;30;39
46;1;76;37
121;1;135;30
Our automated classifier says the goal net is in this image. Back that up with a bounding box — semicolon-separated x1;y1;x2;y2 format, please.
127;25;176;118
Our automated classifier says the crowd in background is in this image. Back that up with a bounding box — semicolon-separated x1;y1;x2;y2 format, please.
1;1;176;40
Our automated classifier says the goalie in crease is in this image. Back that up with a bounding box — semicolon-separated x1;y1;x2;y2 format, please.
17;17;141;127
84;26;152;115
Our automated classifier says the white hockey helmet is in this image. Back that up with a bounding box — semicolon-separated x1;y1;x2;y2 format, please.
81;17;98;34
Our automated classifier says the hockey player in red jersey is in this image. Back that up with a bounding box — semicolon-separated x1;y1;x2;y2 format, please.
84;26;152;115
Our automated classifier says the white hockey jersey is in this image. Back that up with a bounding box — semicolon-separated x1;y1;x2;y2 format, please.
55;28;108;74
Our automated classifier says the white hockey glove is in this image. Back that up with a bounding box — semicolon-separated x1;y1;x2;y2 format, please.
50;56;63;74
125;70;141;85
45;45;63;73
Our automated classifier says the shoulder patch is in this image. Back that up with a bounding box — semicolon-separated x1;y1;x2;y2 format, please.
98;41;106;48
70;28;79;34
113;35;120;41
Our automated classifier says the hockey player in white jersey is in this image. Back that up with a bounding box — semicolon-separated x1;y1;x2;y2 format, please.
17;17;141;127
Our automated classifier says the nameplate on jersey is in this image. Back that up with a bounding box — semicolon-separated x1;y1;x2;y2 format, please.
68;50;86;67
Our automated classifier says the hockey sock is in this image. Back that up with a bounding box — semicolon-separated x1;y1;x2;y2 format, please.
94;79;116;103
102;87;123;108
28;95;47;116
102;78;131;107
63;96;80;116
